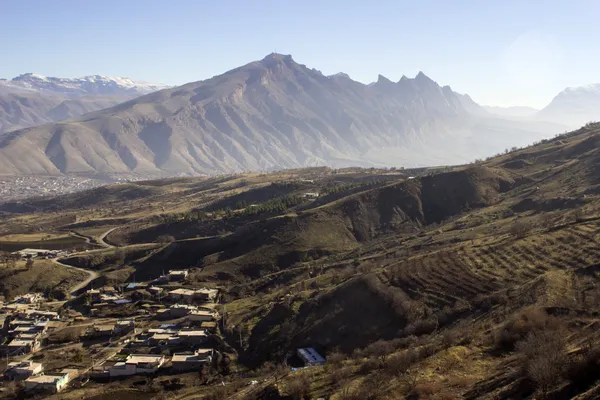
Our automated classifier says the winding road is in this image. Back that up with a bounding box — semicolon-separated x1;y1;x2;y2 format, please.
51;257;99;297
54;226;119;298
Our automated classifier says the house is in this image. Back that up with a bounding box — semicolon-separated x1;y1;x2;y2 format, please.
147;286;163;296
22;309;59;320
87;289;102;303
149;333;175;346
168;289;196;303
108;354;166;377
189;310;217;323
83;324;115;339
168;288;218;304
172;349;214;372
13;293;43;304
168;270;189;282
114;320;135;335
168;304;197;318
101;286;118;294
12;249;58;259
177;329;208;345
200;321;217;333
194;288;218;302
24;372;70;393
4;361;43;381
297;347;326;366
6;338;40;355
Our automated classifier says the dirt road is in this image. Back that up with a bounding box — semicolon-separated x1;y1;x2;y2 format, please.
51;258;99;296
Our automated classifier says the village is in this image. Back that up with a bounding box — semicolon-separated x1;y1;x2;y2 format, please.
0;253;325;396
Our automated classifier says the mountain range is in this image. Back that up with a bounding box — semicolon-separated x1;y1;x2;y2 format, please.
0;54;597;177
0;74;170;134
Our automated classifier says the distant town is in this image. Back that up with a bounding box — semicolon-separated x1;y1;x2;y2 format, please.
0;174;189;202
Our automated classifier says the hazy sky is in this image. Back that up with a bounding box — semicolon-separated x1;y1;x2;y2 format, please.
1;0;599;108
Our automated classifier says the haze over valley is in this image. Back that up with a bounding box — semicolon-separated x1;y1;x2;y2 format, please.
1;55;599;186
3;2;600;399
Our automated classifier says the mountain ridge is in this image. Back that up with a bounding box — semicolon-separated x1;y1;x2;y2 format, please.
0;54;565;176
0;74;170;135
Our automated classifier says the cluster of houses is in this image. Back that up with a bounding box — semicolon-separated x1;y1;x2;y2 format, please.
10;248;66;260
86;270;221;380
4;361;78;394
0;302;60;356
85;269;218;315
82;319;135;340
0;266;225;395
93;348;214;378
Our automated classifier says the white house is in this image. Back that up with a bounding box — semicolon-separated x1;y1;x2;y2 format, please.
172;349;213;372
24;372;70;393
188;310;217;323
168;270;189;281
108;354;166;377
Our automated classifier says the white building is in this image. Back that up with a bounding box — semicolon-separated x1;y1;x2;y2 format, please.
108;354;166;377
172;349;213;372
168;270;189;281
24;372;70;393
297;347;326;366
188;310;218;323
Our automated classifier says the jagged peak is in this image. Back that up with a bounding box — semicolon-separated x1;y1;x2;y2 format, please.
415;71;433;82
330;72;351;79
376;74;394;84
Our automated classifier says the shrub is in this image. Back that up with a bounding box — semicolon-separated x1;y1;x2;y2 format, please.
286;374;310;400
565;346;600;388
510;221;532;238
327;351;346;368
516;329;567;395
495;308;556;351
386;349;418;378
365;340;394;366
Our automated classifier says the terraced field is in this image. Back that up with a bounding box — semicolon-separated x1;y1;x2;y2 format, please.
387;221;600;311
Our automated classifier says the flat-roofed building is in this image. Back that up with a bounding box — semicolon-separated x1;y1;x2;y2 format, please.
4;361;43;381
24;372;70;393
172;349;214;372
177;329;208;345
188;310;217;323
108;354;166;377
168;270;189;281
6;338;40;355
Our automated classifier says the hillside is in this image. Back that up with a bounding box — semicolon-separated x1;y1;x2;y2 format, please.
0;54;564;176
3;124;600;399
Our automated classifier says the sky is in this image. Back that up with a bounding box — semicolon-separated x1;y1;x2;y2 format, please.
1;0;599;108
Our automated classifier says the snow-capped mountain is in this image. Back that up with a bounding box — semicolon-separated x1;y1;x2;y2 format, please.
538;84;600;127
0;73;170;98
0;74;171;134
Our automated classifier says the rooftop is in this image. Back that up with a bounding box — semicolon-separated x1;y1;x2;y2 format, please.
126;354;164;364
178;330;207;337
25;373;66;384
7;339;35;347
7;361;42;371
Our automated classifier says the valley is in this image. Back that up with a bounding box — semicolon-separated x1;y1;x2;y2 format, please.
0;123;600;398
